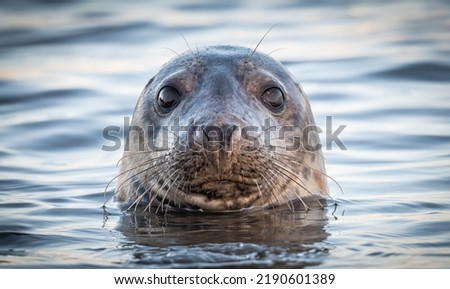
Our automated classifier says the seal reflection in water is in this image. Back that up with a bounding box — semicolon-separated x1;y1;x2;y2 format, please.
115;45;328;212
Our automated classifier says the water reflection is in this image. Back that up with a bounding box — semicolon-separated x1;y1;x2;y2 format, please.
115;203;330;268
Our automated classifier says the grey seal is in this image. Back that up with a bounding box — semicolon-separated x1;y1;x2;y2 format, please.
114;45;328;212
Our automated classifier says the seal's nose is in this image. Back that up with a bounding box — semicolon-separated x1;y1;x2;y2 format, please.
201;124;238;151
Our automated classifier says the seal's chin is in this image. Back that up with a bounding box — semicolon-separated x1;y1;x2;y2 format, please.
179;180;264;211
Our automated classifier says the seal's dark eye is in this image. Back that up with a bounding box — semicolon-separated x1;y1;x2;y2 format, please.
261;87;285;112
157;86;181;112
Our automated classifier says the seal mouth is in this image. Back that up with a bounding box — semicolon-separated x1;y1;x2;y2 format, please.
174;177;264;211
188;179;260;200
182;189;262;211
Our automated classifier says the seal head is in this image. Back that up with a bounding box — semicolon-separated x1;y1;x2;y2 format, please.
115;45;328;212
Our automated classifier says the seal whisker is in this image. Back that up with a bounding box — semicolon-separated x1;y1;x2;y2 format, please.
272;159;325;208
129;175;154;211
273;151;341;195
250;23;279;57
144;163;184;212
146;188;161;213
174;173;191;209
121;171;157;208
107;154;167;195
261;170;286;209
115;153;167;178
164;43;190;66
163;175;183;215
253;179;263;199
127;186;150;212
115;161;167;198
154;169;181;214
195;40;199;55
116;151;167;167
180;32;194;57
140;160;184;212
271;159;324;208
102;193;114;208
267;47;287;56
270;166;300;211
179;174;189;199
162;46;182;58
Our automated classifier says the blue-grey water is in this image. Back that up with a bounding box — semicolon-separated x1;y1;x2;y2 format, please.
1;0;449;268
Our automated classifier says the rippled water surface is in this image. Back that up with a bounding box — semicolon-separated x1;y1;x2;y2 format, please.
1;0;449;268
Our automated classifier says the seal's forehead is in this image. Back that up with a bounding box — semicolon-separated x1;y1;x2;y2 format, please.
198;45;253;58
163;45;287;73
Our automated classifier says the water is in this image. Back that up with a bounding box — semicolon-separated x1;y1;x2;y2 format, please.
1;0;449;268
